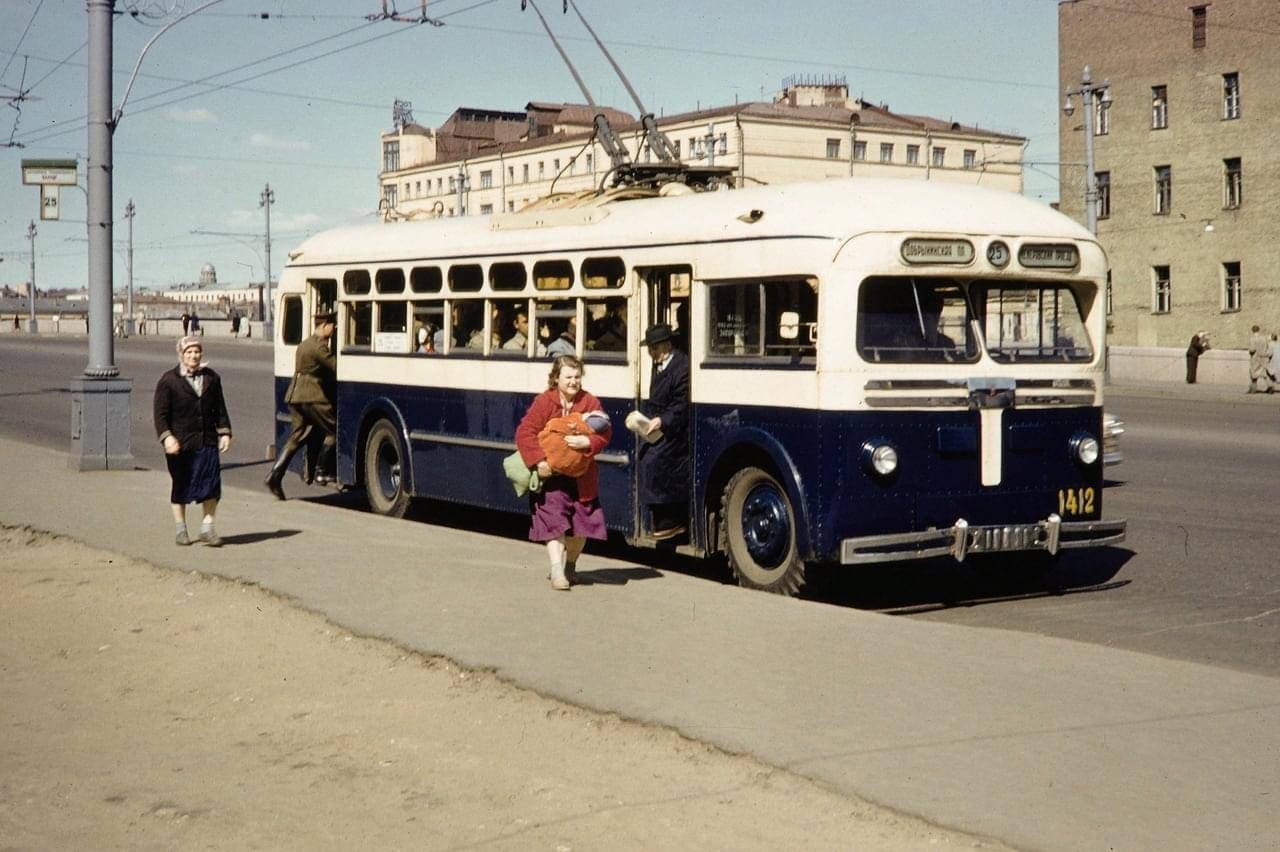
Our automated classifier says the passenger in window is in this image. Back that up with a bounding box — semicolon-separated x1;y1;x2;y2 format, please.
468;304;501;350
515;355;612;590
432;304;465;351
591;306;626;351
546;316;577;357
502;310;546;355
637;323;690;540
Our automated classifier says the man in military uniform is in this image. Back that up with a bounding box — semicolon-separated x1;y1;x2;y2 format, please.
265;311;337;499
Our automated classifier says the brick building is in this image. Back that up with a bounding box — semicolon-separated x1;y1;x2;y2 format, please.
1058;0;1280;349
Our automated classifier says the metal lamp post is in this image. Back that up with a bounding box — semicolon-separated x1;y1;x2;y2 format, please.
1062;65;1111;235
123;199;135;337
26;221;38;333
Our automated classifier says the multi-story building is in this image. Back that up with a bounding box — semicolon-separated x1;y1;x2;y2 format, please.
1059;0;1280;349
379;78;1026;220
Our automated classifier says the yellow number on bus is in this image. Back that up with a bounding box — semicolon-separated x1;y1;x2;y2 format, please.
1057;487;1095;517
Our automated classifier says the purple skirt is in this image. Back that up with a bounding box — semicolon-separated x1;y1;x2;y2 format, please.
529;477;606;542
166;445;222;504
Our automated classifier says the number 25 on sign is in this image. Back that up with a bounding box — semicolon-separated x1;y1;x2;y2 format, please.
1057;487;1095;517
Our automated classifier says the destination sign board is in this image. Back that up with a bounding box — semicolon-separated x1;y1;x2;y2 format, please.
21;159;78;186
1018;243;1079;269
901;238;975;265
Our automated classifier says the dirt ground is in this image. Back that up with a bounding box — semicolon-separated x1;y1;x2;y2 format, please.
0;526;1004;851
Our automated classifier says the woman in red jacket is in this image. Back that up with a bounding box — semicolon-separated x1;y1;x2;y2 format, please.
515;355;612;590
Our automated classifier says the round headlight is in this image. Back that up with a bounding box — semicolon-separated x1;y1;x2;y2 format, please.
1075;435;1100;465
871;444;899;475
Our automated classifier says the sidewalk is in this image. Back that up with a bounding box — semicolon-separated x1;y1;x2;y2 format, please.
1;435;1277;851
1107;377;1280;405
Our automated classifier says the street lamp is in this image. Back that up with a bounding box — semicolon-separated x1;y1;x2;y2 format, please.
1063;65;1111;235
26;220;38;334
123;199;135;337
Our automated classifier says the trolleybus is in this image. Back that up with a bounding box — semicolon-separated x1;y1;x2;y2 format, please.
272;176;1126;595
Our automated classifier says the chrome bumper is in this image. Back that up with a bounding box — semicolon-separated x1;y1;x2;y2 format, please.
840;514;1126;565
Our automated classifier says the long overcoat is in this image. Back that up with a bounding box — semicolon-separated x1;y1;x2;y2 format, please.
285;333;337;405
639;349;690;505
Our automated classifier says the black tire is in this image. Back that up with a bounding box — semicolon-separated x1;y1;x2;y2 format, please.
721;466;805;595
364;419;411;518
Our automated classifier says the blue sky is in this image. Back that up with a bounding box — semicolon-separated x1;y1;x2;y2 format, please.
0;0;1062;293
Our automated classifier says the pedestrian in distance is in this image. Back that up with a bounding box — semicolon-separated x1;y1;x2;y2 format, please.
515;355;612;590
636;323;691;541
189;310;202;336
180;310;190;336
154;336;233;546
1269;334;1280;387
1247;325;1273;393
1185;331;1209;384
265;311;338;499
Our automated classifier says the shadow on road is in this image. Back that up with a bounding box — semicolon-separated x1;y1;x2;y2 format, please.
572;566;664;586
0;387;73;398
801;547;1135;613
219;529;302;546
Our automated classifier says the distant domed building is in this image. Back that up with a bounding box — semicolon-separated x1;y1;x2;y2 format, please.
199;262;217;286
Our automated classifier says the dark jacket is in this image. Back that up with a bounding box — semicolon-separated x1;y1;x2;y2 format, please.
285;333;337;405
153;366;232;450
639;349;690;505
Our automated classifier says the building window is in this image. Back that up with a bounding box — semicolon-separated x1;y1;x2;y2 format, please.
880;143;894;163
1153;266;1171;314
403;182;410;198
522;163;529;183
448;176;456;193
382;183;397;209
479;170;493;189
1223;157;1242;209
853;140;866;161
1192;5;1207;48
1096;171;1111;219
963;149;976;169
1093;90;1110;135
672;140;681;159
479;203;494;215
1151;85;1168;129
585;153;593;171
382;140;399;172
688;136;697;155
931;146;945;167
553;158;560;173
507;166;514;183
718;133;728;155
906;144;920;165
1105;270;1113;316
538;161;545;179
508;200;515;212
436;178;442;194
826;137;841;159
1223;72;1240;119
1154;165;1172;215
414;180;421;197
1223;262;1242;312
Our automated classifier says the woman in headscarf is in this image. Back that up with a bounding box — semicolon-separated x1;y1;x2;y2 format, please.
154;335;233;546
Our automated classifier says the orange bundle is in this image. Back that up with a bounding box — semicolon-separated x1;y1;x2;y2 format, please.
538;413;593;478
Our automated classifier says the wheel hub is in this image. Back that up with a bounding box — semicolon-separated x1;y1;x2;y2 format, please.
741;484;791;568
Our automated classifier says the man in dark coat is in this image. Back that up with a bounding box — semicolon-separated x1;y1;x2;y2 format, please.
265;311;337;499
638;323;690;540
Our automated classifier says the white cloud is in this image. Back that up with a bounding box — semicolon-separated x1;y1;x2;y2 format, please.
247;132;312;152
167;107;216;123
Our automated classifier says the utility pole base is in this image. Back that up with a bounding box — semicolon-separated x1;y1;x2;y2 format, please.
27;319;39;334
69;377;136;471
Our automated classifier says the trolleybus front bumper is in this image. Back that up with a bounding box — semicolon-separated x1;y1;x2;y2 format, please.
839;514;1126;565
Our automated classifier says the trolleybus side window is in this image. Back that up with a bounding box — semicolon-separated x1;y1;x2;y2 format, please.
376;268;405;294
976;283;1093;363
585;296;627;358
536;297;577;357
282;295;303;345
582;256;625;289
376;300;408;352
454;299;487;351
342;270;372;352
856;277;977;363
533;260;573;291
491;298;533;357
412;300;444;353
490;262;527;292
410;266;442;293
708;277;818;365
449;264;483;293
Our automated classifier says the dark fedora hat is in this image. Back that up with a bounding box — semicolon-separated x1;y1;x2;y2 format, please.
643;323;673;346
313;310;337;324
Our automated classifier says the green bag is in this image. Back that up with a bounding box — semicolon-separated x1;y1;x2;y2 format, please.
502;451;541;497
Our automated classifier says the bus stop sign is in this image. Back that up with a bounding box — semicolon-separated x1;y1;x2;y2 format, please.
22;159;78;222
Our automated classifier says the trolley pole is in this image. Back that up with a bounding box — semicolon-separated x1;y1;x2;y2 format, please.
26;221;38;334
260;183;273;339
124;199;135;337
71;0;134;471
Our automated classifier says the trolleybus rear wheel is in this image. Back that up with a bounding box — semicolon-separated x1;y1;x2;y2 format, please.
721;466;805;595
364;420;411;518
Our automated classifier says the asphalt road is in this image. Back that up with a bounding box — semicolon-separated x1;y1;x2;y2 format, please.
2;334;1277;676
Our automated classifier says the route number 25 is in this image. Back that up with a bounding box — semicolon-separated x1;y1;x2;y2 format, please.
1057;487;1095;517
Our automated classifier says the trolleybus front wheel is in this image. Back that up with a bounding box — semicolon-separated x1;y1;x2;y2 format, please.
721;466;805;595
364;420;411;518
